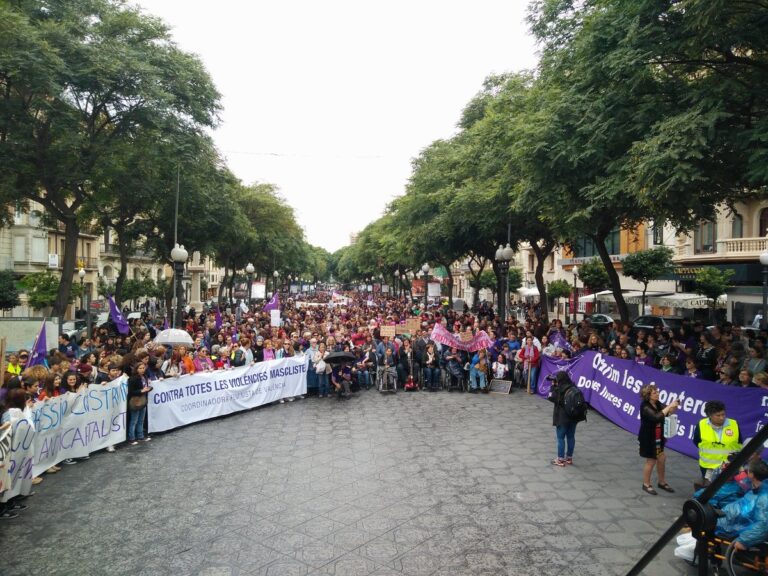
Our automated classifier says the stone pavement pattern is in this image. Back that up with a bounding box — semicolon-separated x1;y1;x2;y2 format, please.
1;390;701;576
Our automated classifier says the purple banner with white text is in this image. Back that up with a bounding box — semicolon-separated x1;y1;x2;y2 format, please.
538;351;768;460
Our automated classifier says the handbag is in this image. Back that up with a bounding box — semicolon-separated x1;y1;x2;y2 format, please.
129;395;147;411
315;359;327;374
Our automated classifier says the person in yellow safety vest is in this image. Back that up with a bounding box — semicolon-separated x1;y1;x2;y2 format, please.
693;400;742;484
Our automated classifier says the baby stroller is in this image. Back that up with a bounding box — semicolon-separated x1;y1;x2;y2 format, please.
377;364;397;393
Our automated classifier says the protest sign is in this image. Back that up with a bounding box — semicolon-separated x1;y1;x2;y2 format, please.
380;325;396;338
30;379;127;477
538;351;768;460
430;323;494;353
148;356;307;433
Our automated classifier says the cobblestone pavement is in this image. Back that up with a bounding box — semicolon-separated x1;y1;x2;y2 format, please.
1;388;701;576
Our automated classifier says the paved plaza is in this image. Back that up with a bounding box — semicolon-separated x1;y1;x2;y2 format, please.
2;389;701;576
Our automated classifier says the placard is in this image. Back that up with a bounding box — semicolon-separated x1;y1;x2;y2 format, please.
489;379;512;395
405;318;420;333
380;325;396;338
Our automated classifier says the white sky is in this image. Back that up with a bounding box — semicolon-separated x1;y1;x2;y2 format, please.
135;0;539;253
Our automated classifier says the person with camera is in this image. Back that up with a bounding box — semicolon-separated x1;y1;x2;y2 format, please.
638;384;679;495
547;371;585;467
126;362;153;445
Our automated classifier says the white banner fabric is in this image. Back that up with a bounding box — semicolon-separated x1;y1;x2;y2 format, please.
2;408;35;502
30;379;128;477
147;356;308;433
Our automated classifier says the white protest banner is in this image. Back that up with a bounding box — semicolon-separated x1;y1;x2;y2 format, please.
2;408;35;502
270;309;281;327
148;356;308;433
30;379;128;477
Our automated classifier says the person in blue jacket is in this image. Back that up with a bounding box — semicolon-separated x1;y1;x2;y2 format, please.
716;459;768;551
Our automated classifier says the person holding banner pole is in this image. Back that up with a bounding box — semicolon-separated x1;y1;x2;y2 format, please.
517;336;540;394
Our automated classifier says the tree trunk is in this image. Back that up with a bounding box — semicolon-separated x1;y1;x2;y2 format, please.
530;241;555;325
591;233;629;323
467;255;486;309
218;267;229;305
114;230;130;307
53;216;80;333
437;260;454;309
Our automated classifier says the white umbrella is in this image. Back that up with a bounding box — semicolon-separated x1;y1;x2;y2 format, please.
153;328;194;347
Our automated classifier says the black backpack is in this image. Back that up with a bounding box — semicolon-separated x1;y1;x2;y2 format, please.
563;385;587;422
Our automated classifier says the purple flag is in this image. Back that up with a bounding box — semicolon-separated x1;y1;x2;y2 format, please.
215;307;222;329
263;293;280;312
108;295;130;335
28;320;48;367
163;317;169;330
550;331;572;353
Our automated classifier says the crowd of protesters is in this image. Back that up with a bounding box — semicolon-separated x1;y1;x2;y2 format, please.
1;290;767;520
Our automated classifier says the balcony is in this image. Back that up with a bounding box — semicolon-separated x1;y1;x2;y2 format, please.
675;235;768;262
100;243;154;260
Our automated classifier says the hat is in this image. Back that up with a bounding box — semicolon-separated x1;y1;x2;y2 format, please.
256;335;264;342
77;363;92;376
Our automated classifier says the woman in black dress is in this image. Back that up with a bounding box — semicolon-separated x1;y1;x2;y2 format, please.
638;384;679;495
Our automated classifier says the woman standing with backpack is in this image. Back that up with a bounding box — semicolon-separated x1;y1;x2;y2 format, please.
547;371;585;467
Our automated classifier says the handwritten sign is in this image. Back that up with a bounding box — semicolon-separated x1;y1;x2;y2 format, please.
489;379;512;395
380;325;397;338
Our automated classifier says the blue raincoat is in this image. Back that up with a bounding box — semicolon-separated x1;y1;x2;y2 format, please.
717;481;768;547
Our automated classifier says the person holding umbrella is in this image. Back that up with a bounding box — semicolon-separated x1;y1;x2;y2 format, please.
325;350;356;400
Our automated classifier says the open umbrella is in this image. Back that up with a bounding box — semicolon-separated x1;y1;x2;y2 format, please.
324;351;356;365
153;328;194;347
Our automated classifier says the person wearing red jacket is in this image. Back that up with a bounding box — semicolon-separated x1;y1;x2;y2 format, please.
516;336;540;394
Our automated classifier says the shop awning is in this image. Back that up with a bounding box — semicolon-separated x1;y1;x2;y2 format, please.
646;292;727;309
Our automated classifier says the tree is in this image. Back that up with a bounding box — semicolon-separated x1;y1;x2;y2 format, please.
695;267;734;323
577;259;610;292
0;271;20;312
20;272;81;311
0;0;220;326
547;279;572;321
621;247;674;312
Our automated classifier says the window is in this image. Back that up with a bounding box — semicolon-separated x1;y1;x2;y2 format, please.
694;221;716;253
731;214;743;239
760;208;768;237
571;229;621;258
13;204;22;225
653;221;664;245
31;237;46;262
13;236;25;261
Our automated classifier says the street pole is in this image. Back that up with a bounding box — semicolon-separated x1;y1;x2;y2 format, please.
171;244;188;329
572;265;579;325
760;249;768;331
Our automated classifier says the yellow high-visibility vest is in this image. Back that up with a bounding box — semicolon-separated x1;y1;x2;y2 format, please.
698;418;741;469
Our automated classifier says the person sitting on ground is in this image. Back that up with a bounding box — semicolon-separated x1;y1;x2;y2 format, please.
331;361;352;400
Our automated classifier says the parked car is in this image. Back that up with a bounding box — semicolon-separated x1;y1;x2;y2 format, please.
62;319;87;342
631;315;684;335
585;313;614;331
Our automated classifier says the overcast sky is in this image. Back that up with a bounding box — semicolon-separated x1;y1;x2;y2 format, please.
135;0;539;253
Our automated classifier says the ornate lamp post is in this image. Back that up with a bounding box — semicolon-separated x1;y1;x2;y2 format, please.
495;243;514;323
171;244;188;329
394;269;400;297
572;265;580;325
421;263;430;310
245;262;255;306
760;248;768;331
272;270;279;296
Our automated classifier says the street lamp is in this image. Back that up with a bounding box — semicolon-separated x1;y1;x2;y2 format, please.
272;270;279;296
495;243;514;324
422;263;430;310
394;269;400;297
572;265;580;325
760;248;768;331
78;267;86;312
171;243;188;329
245;263;255;306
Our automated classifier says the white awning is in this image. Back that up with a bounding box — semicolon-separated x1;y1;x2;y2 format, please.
622;291;674;304
517;287;539;297
579;290;614;303
646;293;727;310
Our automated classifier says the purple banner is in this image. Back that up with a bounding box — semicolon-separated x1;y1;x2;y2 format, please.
538;351;768;460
